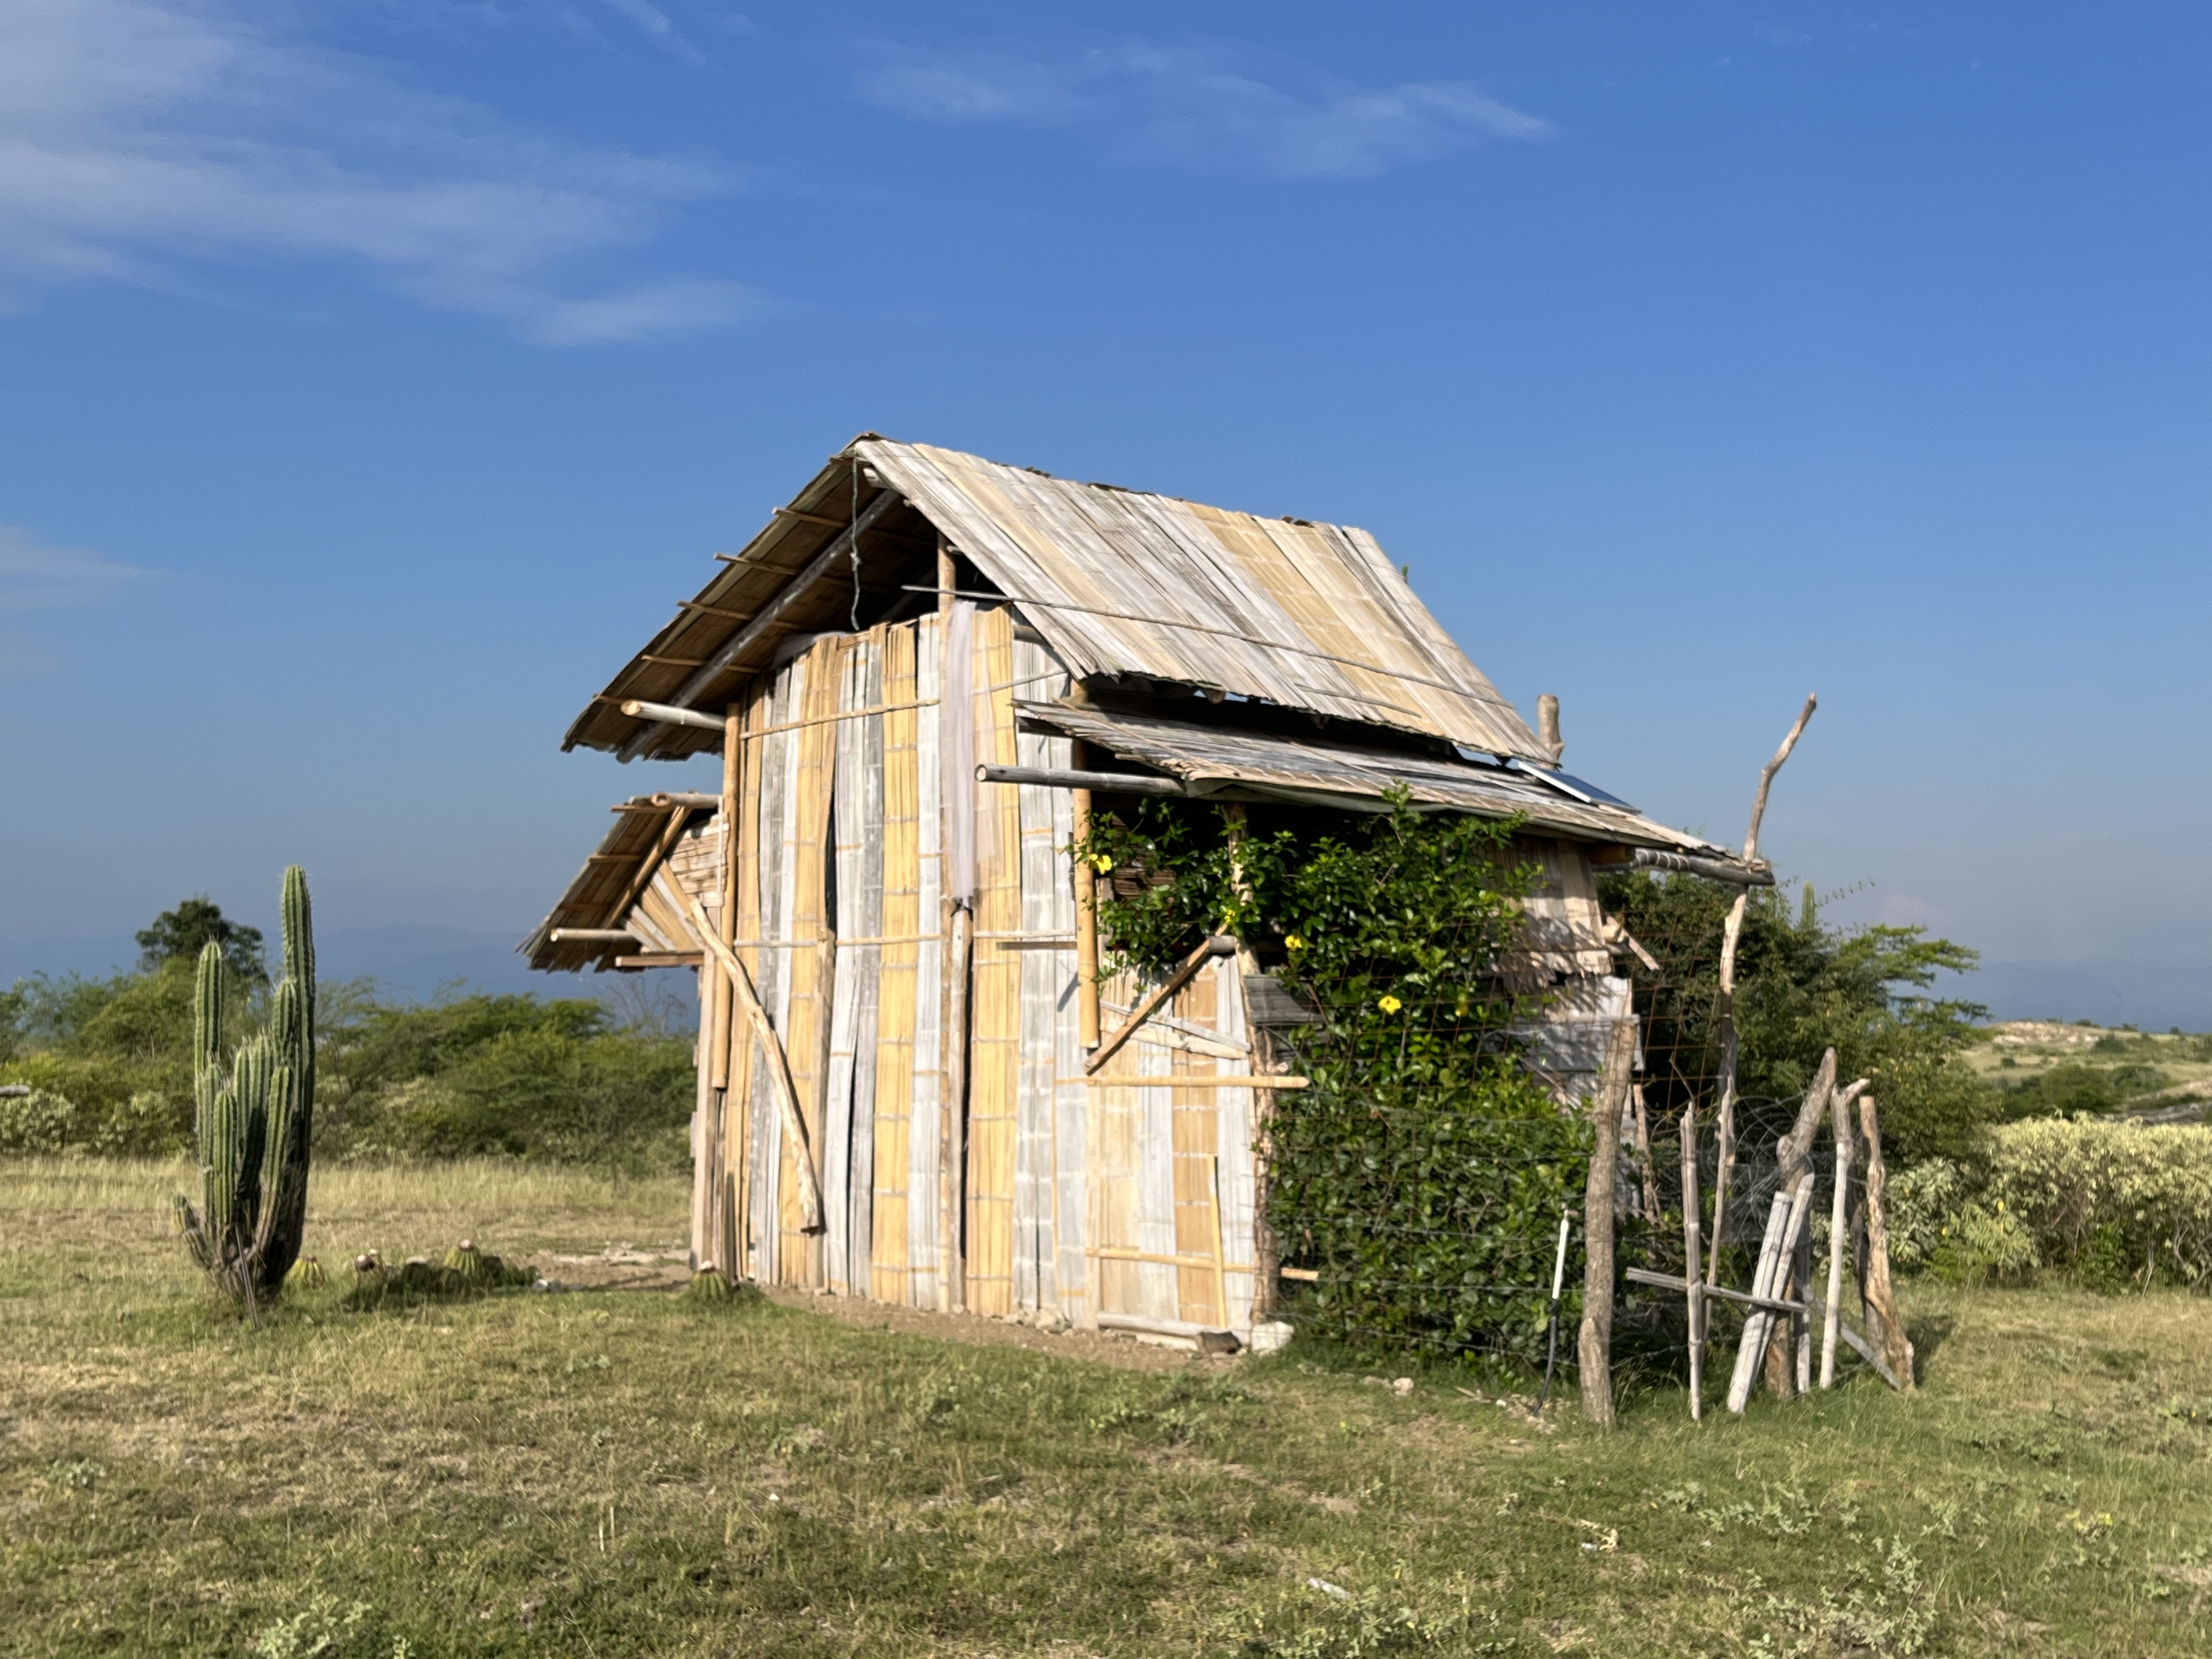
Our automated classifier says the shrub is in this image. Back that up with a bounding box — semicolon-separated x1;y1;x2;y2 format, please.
1079;792;1583;1359
1892;1120;2212;1291
1982;1118;2212;1290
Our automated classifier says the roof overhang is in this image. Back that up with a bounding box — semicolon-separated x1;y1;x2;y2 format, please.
1013;700;1739;860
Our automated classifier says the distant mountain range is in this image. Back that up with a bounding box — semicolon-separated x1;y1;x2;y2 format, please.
0;925;572;1003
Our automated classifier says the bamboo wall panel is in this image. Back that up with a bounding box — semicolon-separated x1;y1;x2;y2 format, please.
777;637;842;1288
1011;637;1076;1316
964;606;1021;1316
748;659;802;1285
908;613;945;1307
870;622;921;1301
727;679;770;1282
1210;955;1259;1331
1170;969;1223;1325
825;630;888;1295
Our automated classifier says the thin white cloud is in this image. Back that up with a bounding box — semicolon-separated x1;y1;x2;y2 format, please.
0;0;754;342
0;527;148;613
598;0;707;67
855;42;1553;180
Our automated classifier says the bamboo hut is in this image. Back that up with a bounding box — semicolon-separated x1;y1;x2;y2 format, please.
523;435;1763;1344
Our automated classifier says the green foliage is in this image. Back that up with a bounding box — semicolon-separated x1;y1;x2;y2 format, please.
173;867;318;1305
1080;793;1581;1358
316;995;693;1169
1994;1061;2171;1119
137;894;266;983
1887;1120;2212;1293
1599;871;1994;1164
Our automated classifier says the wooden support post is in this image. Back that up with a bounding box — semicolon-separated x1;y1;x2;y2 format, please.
1858;1093;1915;1391
1679;1098;1703;1420
1578;1015;1635;1426
1537;692;1564;765
1820;1086;1853;1389
1071;741;1101;1050
1085;935;1238;1075
648;873;825;1232
1707;693;1818;1291
1207;1153;1231;1329
690;952;716;1273
719;702;743;1279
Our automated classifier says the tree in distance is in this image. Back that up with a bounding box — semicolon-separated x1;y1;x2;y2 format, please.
136;897;265;983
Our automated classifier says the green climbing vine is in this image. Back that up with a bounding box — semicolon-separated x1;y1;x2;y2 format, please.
1076;793;1590;1361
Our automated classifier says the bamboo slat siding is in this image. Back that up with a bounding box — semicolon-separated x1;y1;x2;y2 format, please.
870;623;922;1304
966;606;1022;1316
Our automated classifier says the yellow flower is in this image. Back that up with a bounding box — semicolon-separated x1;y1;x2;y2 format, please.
1285;935;1306;951
1090;854;1114;873
1378;995;1403;1014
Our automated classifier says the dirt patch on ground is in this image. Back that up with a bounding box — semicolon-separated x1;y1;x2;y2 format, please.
520;1245;1234;1373
758;1283;1235;1374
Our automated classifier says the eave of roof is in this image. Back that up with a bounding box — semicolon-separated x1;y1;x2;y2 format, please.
1013;700;1729;857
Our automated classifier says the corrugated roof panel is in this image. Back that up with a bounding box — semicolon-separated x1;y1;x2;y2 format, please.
1010;701;1724;855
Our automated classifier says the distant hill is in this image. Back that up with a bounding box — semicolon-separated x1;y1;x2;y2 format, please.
1945;961;2212;1034
1;925;568;1003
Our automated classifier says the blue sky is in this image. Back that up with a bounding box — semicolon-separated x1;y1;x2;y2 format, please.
3;2;2209;1017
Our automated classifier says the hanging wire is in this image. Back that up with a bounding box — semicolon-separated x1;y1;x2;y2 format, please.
849;458;865;632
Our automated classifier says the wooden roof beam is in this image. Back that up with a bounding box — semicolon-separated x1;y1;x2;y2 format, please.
617;483;909;761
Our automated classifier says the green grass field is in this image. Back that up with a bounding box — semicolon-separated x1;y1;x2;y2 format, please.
8;1159;2212;1656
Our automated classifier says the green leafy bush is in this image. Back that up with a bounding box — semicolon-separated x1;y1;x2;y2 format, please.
1079;794;1583;1358
2;944;692;1169
1889;1120;2212;1291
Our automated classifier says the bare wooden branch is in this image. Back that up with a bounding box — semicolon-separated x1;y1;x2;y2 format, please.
548;928;641;944
1858;1092;1915;1391
651;792;724;810
1084;935;1239;1075
1706;693;1819;1290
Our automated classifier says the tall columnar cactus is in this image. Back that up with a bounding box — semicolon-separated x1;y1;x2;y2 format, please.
173;866;317;1308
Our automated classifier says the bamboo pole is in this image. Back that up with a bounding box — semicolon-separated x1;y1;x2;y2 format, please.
1578;1015;1636;1427
936;536;970;1312
1071;737;1101;1050
718;702;743;1278
1820;1087;1854;1389
1707;694;1817;1291
1085;935;1238;1074
1207;1153;1231;1330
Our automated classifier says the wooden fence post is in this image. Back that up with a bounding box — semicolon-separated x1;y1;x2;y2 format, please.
1578;1016;1636;1426
1858;1094;1915;1391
